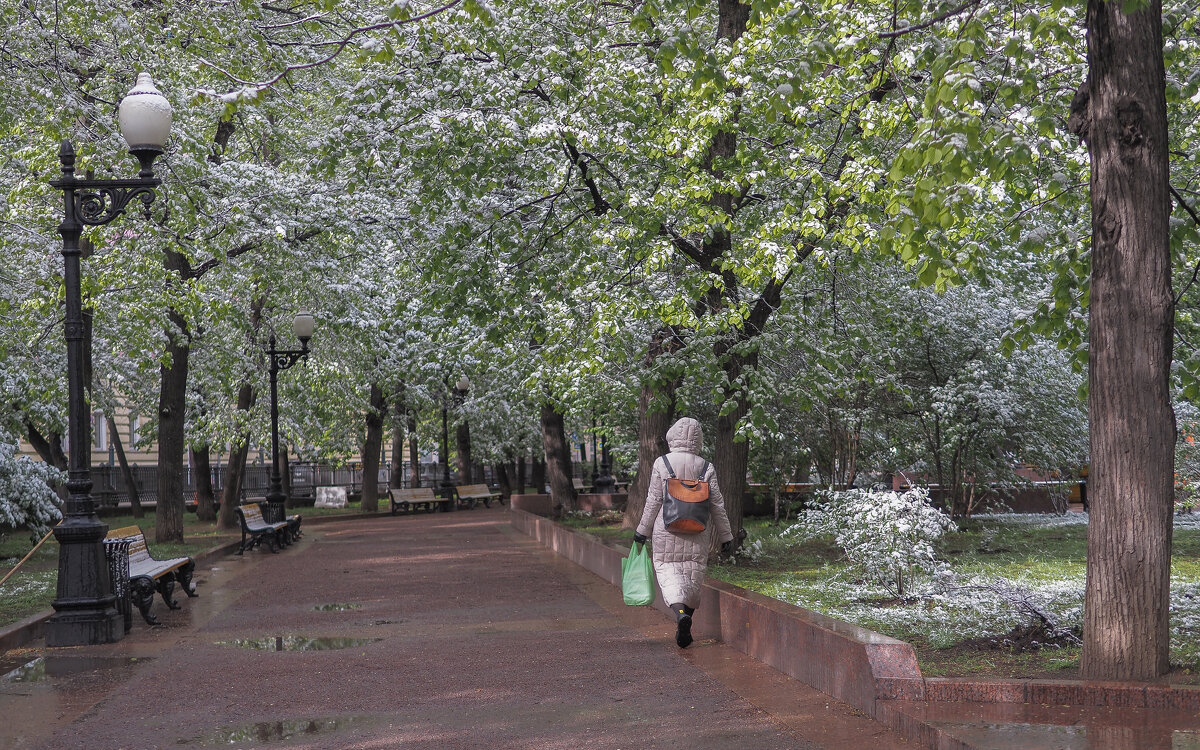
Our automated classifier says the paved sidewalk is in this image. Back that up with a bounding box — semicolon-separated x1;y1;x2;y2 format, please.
0;510;910;749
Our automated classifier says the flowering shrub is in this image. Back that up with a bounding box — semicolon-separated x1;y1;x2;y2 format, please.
728;537;765;563
789;487;953;597
0;442;63;542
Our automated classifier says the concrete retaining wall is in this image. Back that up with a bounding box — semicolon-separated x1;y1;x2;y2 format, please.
509;508;923;716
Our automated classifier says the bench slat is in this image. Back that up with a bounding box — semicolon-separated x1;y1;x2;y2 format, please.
456;484;500;498
390;488;437;500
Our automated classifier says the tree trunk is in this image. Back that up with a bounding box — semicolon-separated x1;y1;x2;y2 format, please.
155;305;189;544
495;462;512;499
218;298;262;529
23;420;68;472
541;402;577;512
220;438;250;528
456;419;472;485
407;410;420;488
516;455;528;494
1075;0;1174;681
530;458;547;495
714;395;750;545
191;445;216;522
623;328;679;529
107;415;142;518
360;382;387;512
219;381;256;530
391;407;405;490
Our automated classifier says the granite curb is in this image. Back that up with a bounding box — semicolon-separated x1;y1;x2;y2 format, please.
508;508;921;713
510;507;1200;750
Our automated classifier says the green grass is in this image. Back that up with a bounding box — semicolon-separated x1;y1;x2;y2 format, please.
0;499;396;629
0;511;241;629
561;511;1200;679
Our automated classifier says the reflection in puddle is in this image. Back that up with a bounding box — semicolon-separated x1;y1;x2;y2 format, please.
313;603;362;611
935;721;1089;750
2;656;149;683
1176;728;1200;749
181;716;366;746
216;636;380;651
3;660;45;683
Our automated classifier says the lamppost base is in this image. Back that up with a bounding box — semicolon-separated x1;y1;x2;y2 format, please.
46;519;124;646
438;476;456;510
46;608;123;647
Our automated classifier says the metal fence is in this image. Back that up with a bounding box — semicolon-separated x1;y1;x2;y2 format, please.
88;461;481;509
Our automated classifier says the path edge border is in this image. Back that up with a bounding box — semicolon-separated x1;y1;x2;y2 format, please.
509;509;1200;719
508;507;923;716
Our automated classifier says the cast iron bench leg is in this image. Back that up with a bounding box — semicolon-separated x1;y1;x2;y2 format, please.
176;559;198;598
130;576;159;625
156;576;180;610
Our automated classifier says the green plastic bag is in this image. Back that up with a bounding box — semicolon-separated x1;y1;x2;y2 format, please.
621;541;656;606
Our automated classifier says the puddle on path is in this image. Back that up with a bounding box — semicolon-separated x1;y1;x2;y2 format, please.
937;721;1200;749
216;636;380;652
313;603;361;611
179;716;370;746
2;655;151;684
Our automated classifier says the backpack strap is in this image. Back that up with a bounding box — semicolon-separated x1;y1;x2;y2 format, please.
661;455;676;478
663;455;708;482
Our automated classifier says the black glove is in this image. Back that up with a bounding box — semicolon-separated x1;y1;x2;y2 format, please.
633;531;648;545
721;540;734;556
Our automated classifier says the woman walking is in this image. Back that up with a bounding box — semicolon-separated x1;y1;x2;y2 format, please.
633;417;734;648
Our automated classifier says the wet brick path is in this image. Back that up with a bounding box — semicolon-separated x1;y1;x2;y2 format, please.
0;510;910;749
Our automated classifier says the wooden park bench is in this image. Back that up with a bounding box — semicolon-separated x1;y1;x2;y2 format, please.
105;525;197;627
235;502;295;554
389;487;453;515
455;483;503;509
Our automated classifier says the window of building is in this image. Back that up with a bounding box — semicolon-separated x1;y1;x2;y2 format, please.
92;411;107;451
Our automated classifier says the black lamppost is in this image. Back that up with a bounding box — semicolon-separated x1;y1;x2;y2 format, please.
265;313;315;523
591;416;599;488
453;377;470;484
46;73;173;647
595;433;616;494
440;394;451;494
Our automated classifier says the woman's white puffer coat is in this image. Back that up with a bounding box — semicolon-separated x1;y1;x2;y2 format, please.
636;417;734;608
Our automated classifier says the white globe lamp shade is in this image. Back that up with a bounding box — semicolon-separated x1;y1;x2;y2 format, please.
118;73;173;152
292;312;316;343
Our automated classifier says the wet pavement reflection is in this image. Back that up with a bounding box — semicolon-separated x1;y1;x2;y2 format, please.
2;655;151;683
215;635;381;651
177;716;372;746
892;699;1200;749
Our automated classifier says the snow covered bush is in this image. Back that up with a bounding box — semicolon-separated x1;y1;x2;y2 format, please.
0;441;63;542
789;487;953;597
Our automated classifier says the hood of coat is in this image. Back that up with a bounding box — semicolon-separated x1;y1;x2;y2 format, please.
665;417;704;454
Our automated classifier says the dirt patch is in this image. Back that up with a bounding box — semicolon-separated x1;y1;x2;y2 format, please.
958;623;1079;652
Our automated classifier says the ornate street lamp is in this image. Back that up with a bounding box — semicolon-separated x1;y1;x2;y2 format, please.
595;433;616;494
265;312;315;524
453;377;471;484
46;73;172;647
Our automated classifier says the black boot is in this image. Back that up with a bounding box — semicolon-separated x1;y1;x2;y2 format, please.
671;603;693;649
